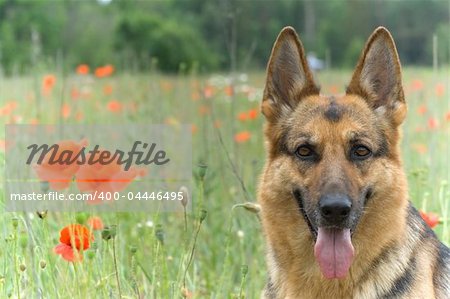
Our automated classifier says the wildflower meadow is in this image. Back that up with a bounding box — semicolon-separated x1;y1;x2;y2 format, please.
0;64;448;298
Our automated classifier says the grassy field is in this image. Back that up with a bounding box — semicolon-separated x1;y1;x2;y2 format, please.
0;67;449;298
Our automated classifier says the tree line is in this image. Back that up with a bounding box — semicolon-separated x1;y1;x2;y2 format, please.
0;0;448;75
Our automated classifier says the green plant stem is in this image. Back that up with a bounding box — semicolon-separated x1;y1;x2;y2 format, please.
239;270;247;299
112;238;122;298
183;206;188;234
14;224;20;299
183;218;204;291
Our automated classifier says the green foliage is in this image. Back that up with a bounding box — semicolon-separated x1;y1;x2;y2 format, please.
116;13;218;72
0;0;448;74
425;23;450;68
342;38;365;68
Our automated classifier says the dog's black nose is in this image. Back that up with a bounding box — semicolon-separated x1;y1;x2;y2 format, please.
319;194;352;224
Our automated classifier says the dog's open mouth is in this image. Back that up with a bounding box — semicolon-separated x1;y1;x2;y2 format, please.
293;189;355;279
293;189;318;238
314;228;354;279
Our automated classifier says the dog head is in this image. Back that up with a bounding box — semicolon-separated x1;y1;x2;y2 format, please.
260;26;407;279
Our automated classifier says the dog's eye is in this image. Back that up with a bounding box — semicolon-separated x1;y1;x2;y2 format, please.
296;145;315;159
351;145;372;160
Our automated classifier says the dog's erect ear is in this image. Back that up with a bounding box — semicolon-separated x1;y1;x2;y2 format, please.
347;27;406;126
262;26;319;122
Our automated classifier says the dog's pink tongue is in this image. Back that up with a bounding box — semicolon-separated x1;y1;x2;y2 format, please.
314;228;354;279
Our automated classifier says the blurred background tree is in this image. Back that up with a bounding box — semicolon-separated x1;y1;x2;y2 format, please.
0;0;448;75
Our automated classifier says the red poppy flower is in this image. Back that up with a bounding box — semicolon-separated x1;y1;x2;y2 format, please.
328;85;339;94
95;65;115;78
419;210;440;229
61;103;71;119
203;85;215;98
417;105;427;116
0;101;18;116
412;143;427;155
414;126;425;133
107;100;122;113
42;74;56;96
234;131;251;143
238;112;248;121
75;150;145;203
33;139;88;190
0;139;8;152
76;64;90;75
54;224;93;262
427;117;439;130
71;88;80;100
29;118;39;125
411;79;424;91
248;108;258;120
435;83;445;97
224;85;234;97
191;124;198;134
87;216;104;230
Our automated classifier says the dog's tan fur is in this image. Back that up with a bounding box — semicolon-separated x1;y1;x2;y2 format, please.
258;26;450;299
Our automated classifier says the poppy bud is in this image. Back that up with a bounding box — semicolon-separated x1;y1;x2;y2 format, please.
197;164;207;180
19;264;26;272
87;216;104;230
102;225;117;241
199;209;207;223
232;202;261;214
179;186;190;208
109;225;117;237
241;265;248;276
36;210;48;220
11;217;19;229
19;232;28;249
155;225;164;245
102;228;111;240
40;260;47;269
75;213;88;224
6;233;14;242
87;250;96;260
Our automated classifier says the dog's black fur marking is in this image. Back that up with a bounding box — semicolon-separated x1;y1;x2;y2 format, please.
381;257;416;298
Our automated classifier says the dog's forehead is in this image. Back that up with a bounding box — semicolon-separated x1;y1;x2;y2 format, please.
292;94;373;124
287;94;377;140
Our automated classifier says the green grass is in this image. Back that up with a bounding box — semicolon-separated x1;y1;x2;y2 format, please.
0;67;449;298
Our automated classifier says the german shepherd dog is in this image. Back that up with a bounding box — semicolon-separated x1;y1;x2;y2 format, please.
258;26;450;298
